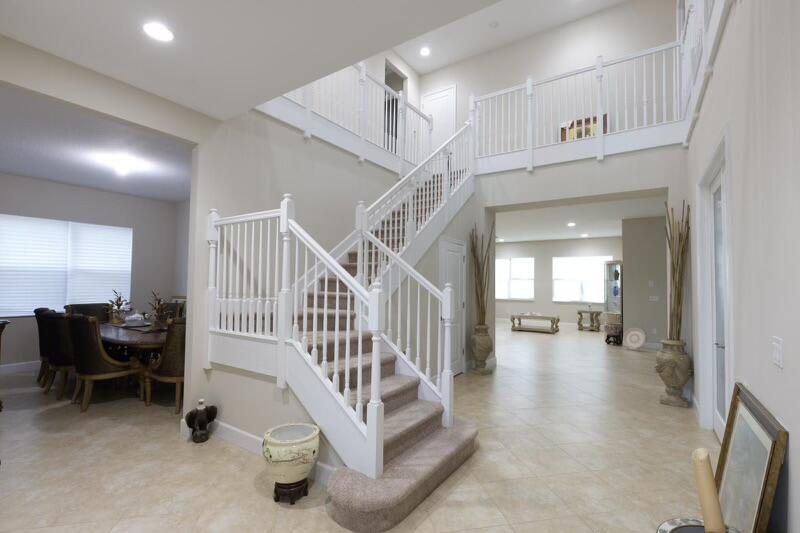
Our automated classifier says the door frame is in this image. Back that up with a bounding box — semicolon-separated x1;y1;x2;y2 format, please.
694;130;736;436
422;85;457;149
438;237;466;375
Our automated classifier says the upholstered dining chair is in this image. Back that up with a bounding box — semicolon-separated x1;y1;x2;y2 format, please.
144;317;185;414
65;303;111;323
162;302;184;320
40;312;75;400
0;319;8;412
69;315;141;412
33;307;52;386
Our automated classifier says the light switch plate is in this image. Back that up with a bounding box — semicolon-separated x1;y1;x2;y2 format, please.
771;336;784;369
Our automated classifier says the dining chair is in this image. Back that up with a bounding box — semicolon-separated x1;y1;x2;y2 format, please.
162;302;184;320
144;317;185;414
65;303;111;323
33;307;52;386
69;315;142;412
40;312;75;400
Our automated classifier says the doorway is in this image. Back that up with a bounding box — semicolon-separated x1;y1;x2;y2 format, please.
697;136;734;440
439;238;466;375
422;86;457;150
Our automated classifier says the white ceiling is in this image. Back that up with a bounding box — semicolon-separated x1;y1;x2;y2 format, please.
0;82;194;202
495;193;666;242
0;0;496;120
394;0;627;74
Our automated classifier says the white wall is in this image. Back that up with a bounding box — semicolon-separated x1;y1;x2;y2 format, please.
686;0;799;527
364;50;421;107
495;237;622;322
621;216;667;344
0;172;183;366
419;0;676;125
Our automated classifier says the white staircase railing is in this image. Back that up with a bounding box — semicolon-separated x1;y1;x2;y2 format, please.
365;122;473;256
473;41;682;166
207;195;386;478
283;63;433;174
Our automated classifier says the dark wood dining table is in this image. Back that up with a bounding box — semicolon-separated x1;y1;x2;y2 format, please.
100;323;167;367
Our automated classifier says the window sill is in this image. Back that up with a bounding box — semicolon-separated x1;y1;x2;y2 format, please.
496;298;535;302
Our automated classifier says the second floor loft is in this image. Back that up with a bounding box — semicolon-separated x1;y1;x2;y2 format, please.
258;0;725;177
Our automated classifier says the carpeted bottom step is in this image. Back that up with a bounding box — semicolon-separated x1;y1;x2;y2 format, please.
326;420;478;533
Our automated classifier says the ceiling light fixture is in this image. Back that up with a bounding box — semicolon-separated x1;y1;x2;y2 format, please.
420;46;431;57
496;238;505;242
89;151;155;176
567;222;576;227
580;233;589;238
143;21;174;42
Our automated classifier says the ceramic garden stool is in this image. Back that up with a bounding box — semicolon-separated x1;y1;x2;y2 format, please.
262;423;319;505
657;518;739;533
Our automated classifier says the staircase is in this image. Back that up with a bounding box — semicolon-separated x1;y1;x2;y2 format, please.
205;122;476;531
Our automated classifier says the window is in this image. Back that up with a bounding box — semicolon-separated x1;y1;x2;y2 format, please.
495;257;535;300
0;214;132;316
552;256;612;303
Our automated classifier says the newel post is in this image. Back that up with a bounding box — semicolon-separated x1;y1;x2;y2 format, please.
302;84;313;139
206;209;220;370
427;114;434;158
526;77;535;172
276;194;295;389
366;281;384;478
405;177;417;249
595;55;605;161
397;90;407;177
441;283;454;428
357;62;367;162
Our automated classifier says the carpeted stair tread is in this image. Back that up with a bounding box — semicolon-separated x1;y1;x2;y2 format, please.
327;351;395;378
326;420;479;532
383;399;443;462
355;374;419;414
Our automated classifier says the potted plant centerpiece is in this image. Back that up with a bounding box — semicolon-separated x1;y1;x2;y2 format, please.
469;223;495;375
656;202;693;407
148;290;169;331
108;290;129;325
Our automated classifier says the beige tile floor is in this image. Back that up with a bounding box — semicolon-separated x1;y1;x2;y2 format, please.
0;323;718;532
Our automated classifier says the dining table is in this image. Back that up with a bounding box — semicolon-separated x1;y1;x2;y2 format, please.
100;323;167;368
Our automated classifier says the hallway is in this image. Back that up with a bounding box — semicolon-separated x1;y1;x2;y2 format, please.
0;324;716;532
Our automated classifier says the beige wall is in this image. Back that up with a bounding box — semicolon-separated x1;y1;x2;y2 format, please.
184;110;399;462
173;200;190;296
495;237;622;322
0;172;183;366
686;0;799;527
419;0;677;125
621;217;667;344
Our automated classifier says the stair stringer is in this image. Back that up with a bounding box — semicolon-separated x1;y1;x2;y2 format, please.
285;339;374;476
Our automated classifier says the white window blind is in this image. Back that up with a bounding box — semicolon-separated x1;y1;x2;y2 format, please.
552;256;612;303
0;214;132;317
495;257;534;300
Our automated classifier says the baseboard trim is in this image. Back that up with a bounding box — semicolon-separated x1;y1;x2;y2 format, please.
181;418;336;485
0;360;39;375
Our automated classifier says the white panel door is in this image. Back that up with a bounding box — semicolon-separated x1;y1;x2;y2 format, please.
439;238;466;375
422;86;457;150
711;177;731;440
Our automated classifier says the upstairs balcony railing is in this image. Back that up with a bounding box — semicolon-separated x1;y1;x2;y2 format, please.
472;41;683;167
284;63;433;172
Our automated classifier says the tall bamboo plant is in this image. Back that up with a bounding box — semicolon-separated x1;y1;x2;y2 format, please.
469;222;495;325
666;201;690;341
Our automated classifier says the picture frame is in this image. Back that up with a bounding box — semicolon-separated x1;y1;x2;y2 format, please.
715;383;788;533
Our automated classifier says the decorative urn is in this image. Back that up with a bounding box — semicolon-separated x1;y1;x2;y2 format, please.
262;423;319;504
655;340;693;407
471;324;494;374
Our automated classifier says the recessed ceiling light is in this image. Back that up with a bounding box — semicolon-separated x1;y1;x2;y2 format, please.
580;233;589;238
496;238;505;242
143;21;174;42
89;151;155;176
420;46;431;57
567;222;576;227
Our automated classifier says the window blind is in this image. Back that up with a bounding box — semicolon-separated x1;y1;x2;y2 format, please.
0;214;132;316
495;257;534;300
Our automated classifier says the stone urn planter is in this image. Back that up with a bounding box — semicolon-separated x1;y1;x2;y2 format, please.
471;324;494;375
655;340;693;408
262;423;319;504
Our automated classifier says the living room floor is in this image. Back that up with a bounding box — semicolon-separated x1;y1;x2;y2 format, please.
0;324;717;532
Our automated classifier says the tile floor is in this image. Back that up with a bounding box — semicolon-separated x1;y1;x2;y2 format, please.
0;323;718;532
